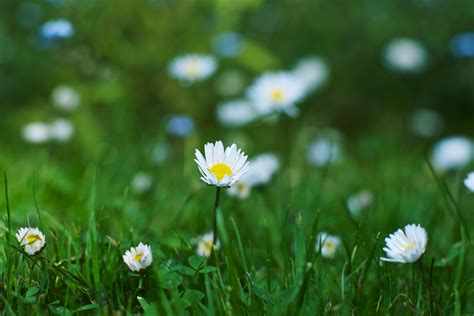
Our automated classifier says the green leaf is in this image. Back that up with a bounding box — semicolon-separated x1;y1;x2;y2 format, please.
25;287;39;297
72;304;98;313
137;296;150;311
175;265;195;276
188;255;207;270
181;289;205;305
434;242;464;267
160;272;183;289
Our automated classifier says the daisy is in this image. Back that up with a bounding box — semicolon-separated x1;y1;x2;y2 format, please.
168;54;217;83
51;85;80;111
381;224;427;263
383;38;428;73
22;122;50;144
194;141;249;187
431;136;473;171
196;232;221;257
292;56;329;94
346;190;373;216
307;137;341;167
48;119;74;142
247;72;306;115
464;172;474;192
131;172;153;194
216;99;258;127
315;232;341;259
16;227;46;255
123;242;153;272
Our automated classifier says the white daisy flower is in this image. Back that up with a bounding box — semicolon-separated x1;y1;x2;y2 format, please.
308;137;341;166
194;141;249;187
123;242;153;272
168;54;217;83
48;119;74;142
51;85;80;111
131;172;153;194
464;172;474;192
381;224;428;263
22;122;50;144
431;136;473;171
347;190;373;216
16;227;46;255
196;232;221;257
292;56;329;93
315;232;341;259
227;181;252;199
216;99;259;127
247;72;306;114
383;38;428;73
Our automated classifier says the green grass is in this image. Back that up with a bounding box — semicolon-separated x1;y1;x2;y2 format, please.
0;122;473;315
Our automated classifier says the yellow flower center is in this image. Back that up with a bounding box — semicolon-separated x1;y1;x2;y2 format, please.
237;182;247;191
184;61;200;78
202;241;213;255
402;242;415;254
134;252;144;262
27;234;42;245
270;89;284;102
209;163;232;181
324;241;334;250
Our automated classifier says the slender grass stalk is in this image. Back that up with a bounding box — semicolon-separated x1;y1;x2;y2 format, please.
211;187;221;253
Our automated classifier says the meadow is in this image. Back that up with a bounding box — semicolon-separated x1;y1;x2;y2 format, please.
1;0;474;315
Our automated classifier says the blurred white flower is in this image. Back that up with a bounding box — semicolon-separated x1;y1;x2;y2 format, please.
347;190;373;216
168;54;217;83
464;172;474;192
228;153;280;199
247;72;306;115
308;138;341;166
196;232;220;257
384;38;428;73
22;122;50;144
131;172;153;194
216;99;258;127
315;232;341;259
382;224;427;263
123;242;153;272
431;136;473;171
292;57;329;94
48;119;74;142
51;85;80;111
41;19;74;39
16;227;46;255
194;141;249;187
408;108;444;138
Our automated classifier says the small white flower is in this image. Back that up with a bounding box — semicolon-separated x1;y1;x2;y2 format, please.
347;190;373;216
308;138;341;166
431;136;473;171
48;119;74;142
22;122;50;144
247;72;306;114
123;242;153;272
41;19;74;39
381;224;427;263
315;232;341;259
464;172;474;192
196;232;220;257
216;99;258;127
408;108;444;138
194;141;249;187
51;85;80;111
227;181;252;199
131;172;153;194
16;227;46;255
292;57;329;93
168;54;217;83
383;38;428;73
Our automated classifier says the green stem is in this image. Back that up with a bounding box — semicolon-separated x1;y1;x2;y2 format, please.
211;187;222;252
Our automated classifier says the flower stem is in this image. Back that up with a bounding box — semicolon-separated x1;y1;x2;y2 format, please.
211;187;222;254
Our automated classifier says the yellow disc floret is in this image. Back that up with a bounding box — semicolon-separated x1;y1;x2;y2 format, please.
270;89;284;102
134;252;144;262
27;234;42;245
209;163;232;181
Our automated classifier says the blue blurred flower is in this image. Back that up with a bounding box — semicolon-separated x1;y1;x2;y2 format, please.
40;19;74;40
213;32;244;58
167;115;195;137
451;33;474;58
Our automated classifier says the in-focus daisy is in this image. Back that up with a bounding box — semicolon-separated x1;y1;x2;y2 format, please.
41;19;74;40
16;227;46;255
408;108;444;138
48;119;74;142
123;242;153;272
22;122;50;144
51;85;80;111
381;224;427;263
346;190;373;216
307;137;341;167
247;72;306;115
383;38;428;73
216;99;258;127
292;57;329;94
168;54;217;83
431;136;473;171
194;141;249;187
196;232;221;257
315;232;341;259
464;172;474;192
